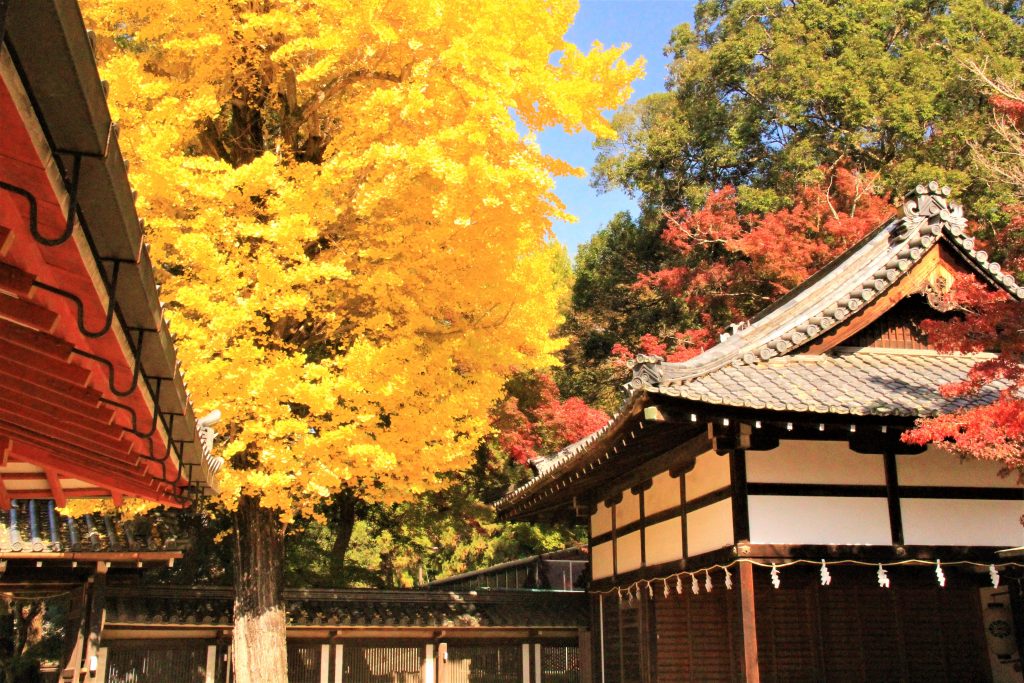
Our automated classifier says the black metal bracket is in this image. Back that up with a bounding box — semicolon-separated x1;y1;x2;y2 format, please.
0;145;200;502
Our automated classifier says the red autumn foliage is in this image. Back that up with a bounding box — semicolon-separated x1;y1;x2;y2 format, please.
612;329;713;364
901;95;1024;476
991;96;1024;126
494;374;610;464
617;169;893;360
901;271;1024;474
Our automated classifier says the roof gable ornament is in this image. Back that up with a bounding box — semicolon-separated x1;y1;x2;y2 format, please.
626;354;664;390
900;182;968;237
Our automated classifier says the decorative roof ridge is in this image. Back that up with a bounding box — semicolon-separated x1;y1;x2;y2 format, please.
654;182;1021;389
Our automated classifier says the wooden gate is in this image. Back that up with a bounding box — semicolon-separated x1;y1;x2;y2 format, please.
442;643;521;683
105;641;207;683
341;643;423;683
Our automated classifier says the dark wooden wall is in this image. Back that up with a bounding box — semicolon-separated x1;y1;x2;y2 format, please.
752;565;989;682
595;565;995;683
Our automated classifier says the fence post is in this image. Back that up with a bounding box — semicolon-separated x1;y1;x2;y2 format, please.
423;644;435;683
534;643;542;683
319;644;330;683
578;629;592;683
93;647;108;683
437;642;448;683
204;645;217;683
333;643;343;683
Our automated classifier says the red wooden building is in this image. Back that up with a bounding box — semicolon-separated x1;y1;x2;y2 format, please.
1;1;220;678
497;184;1024;682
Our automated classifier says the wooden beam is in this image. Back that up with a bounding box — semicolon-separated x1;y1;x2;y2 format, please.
0;291;57;331
0;261;35;296
46;468;66;507
739;562;760;683
6;439;173;504
0;474;10;511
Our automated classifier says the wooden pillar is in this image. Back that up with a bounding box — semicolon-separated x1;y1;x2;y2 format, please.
729;449;750;543
520;643;531;683
83;564;107;678
640;587;655;683
93;648;108;683
597;594;606;683
319;644;330;683
334;642;344;683
204;645;218;683
422;643;435;683
739;562;760;683
883;449;905;545
60;582;89;681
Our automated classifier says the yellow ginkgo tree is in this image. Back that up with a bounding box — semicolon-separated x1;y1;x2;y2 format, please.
82;0;641;679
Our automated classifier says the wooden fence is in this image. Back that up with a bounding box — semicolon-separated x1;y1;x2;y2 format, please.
99;639;581;683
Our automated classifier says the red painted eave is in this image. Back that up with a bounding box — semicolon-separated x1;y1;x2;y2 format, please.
0;66;186;506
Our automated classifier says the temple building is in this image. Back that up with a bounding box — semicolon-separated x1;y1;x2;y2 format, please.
497;184;1024;682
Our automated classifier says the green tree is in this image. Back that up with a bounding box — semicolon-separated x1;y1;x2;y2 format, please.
557;212;684;411
595;0;1024;217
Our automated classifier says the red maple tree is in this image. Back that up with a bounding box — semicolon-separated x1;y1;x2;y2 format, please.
616;168;894;361
493;373;610;464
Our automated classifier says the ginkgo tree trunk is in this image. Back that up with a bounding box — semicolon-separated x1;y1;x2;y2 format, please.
82;1;641;681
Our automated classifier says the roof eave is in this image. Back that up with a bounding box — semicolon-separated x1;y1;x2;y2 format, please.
3;1;218;496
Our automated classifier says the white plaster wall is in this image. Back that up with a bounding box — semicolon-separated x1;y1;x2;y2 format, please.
901;498;1024;546
747;495;892;545
686;498;733;556
645;471;681;515
616;531;642;573
898;446;1021;488
617;490;641;526
644;517;683;567
746;440;885;485
591;502;612;537
592;541;614;580
686;451;730;500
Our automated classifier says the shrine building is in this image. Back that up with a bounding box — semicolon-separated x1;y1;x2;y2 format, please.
497;183;1024;683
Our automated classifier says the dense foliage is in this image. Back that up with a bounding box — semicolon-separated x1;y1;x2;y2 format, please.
594;0;1024;217
83;0;640;519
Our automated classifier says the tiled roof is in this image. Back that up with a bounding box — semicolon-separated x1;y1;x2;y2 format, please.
495;184;1017;513
626;182;1022;388
105;586;588;629
648;350;1000;417
0;499;185;554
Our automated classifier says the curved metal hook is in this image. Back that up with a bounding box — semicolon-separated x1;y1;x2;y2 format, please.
33;260;121;338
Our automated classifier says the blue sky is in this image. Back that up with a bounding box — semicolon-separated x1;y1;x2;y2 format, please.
541;0;698;257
